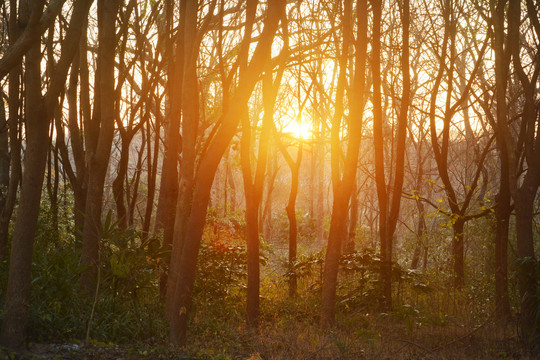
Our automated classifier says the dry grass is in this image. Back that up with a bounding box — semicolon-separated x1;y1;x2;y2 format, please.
182;306;532;360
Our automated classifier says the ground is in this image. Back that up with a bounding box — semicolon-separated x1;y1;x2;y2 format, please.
1;320;535;360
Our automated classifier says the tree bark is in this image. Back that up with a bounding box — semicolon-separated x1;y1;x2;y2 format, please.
168;0;282;344
452;217;465;288
320;0;367;327
80;0;120;292
372;0;410;309
515;180;539;341
112;132;133;230
285;148;301;298
345;179;359;254
155;0;183;301
165;0;198;318
491;0;512;324
0;0;93;347
411;141;426;270
494;160;511;322
143;112;160;235
0;37;47;348
241;60;284;325
0;0;22;261
0;87;12;260
505;0;540;341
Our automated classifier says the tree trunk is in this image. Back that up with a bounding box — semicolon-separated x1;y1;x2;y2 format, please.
286;155;301;298
0;27;48;349
0;0;22;260
128;133;145;227
143;113;160;235
80;0;120;292
515;180;539;342
410;199;426;270
411;133;426;270
154;0;182;282
321;193;349;327
345;179;358;254
0;2;49;342
491;0;513;325
494;162;511;322
112;133;132;230
245;195;260;325
165;0;198;318
261;151;277;242
0;88;11;259
168;0;282;343
0;0;92;346
66;46;87;242
320;0;367;327
241;66;282;325
373;0;410;310
452;217;465;288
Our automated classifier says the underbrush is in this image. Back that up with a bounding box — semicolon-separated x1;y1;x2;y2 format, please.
0;202;530;359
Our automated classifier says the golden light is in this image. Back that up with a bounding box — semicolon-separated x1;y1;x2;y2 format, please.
285;120;312;140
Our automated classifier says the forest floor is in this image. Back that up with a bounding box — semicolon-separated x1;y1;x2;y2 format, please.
1;318;535;360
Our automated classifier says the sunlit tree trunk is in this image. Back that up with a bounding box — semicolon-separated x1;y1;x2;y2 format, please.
285;147;301;298
168;0;283;345
345;179;359;254
320;0;367;328
261;152;277;242
241;67;282;326
274;129;302;298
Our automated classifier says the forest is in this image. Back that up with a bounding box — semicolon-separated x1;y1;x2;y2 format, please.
0;0;539;358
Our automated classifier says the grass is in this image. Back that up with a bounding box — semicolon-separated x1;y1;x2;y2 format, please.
0;274;531;360
0;210;534;359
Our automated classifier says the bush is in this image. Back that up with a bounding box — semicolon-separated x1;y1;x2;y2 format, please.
0;197;170;344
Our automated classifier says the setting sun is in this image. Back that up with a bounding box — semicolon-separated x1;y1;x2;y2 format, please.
285;120;312;140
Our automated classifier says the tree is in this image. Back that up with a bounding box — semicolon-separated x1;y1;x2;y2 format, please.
0;0;93;347
502;0;540;342
241;65;285;325
167;0;284;345
371;0;410;309
273;121;303;298
426;0;492;288
80;0;121;292
155;0;182;299
0;0;22;260
320;0;368;327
